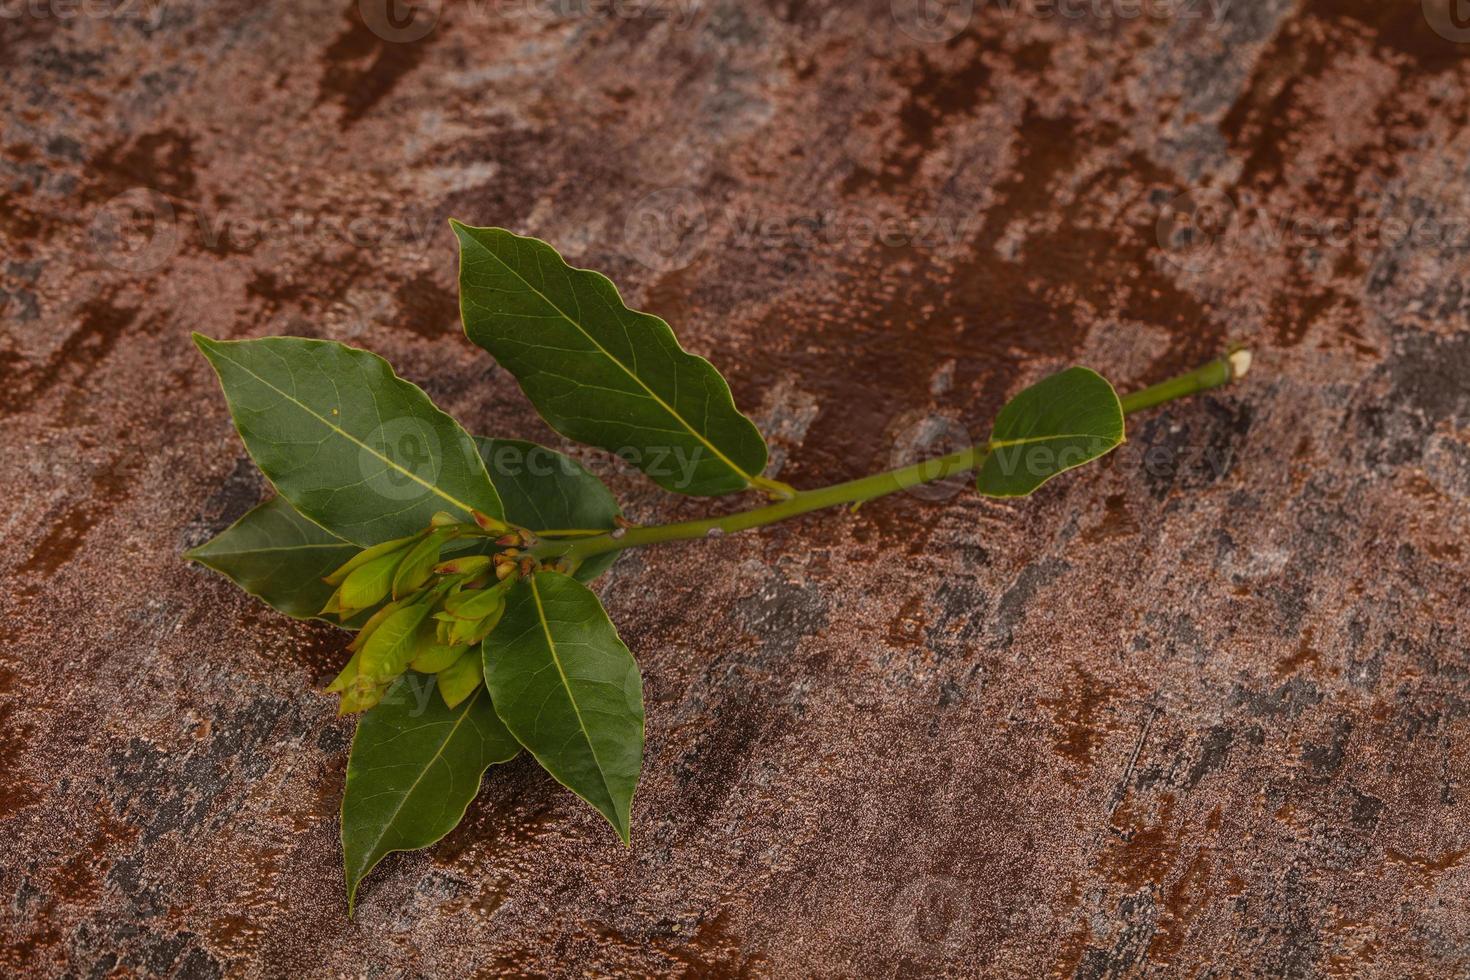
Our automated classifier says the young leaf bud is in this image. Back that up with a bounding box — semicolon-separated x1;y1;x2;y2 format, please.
436;650;483;709
429;511;459;528
434;554;491;576
472;510;509;534
339;550;404;614
337;677;387;715
348;599;403;652
446;613;489;647
323;533;418;586
443;585;505;621
408;635;469;674
359;602;435;683
391;529;450;599
467;602;506;644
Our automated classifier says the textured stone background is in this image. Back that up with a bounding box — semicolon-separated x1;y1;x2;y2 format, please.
3;0;1470;975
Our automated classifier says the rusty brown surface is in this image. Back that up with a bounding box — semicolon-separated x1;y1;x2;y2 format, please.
3;0;1470;975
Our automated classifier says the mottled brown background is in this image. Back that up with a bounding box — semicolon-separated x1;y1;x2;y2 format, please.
3;0;1470;976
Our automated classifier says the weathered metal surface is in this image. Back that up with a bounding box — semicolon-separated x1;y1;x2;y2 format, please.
3;1;1469;975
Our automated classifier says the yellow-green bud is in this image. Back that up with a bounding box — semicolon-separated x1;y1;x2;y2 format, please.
434;555;490;576
471;510;509;534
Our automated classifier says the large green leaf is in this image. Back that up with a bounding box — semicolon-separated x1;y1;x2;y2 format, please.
474;437;622;582
484;571;643;842
976;366;1125;497
341;673;519;912
194;335;503;546
453;223;768;497
186;496;357;620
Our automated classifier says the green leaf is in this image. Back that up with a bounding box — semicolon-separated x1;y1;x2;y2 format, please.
325;533;420;586
194;334;503;546
454;224;768;496
408;637;468;674
475;437;622;582
359;601;434;683
435;649;483;709
186;496;358;620
976;367;1125;498
484;571;643;842
391;528;451;599
342;673;519;912
338;550;403;614
443;586;505;621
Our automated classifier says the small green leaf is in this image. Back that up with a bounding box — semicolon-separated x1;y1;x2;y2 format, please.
454;225;768;496
359;601;434;684
324;533;420;586
436;649;483;709
347;598;406;652
391;529;450;599
338;550;403;614
408;637;468;674
186;496;357;620
342;674;519;912
434;554;491;577
443;586;505;621
446;608;499;647
976;367;1125;498
475;437;623;582
194;335;503;546
484;571;643;842
338;678;388;715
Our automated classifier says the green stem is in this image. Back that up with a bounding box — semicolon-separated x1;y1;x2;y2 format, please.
534;351;1251;567
1119;348;1247;415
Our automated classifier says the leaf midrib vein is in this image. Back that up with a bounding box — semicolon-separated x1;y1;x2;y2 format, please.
990;431;1119;448
195;542;350;557
528;575;618;814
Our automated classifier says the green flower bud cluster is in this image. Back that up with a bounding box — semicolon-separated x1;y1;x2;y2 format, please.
322;510;531;714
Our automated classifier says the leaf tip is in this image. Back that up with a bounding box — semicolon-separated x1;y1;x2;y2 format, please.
605;803;633;847
448;218;473;241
